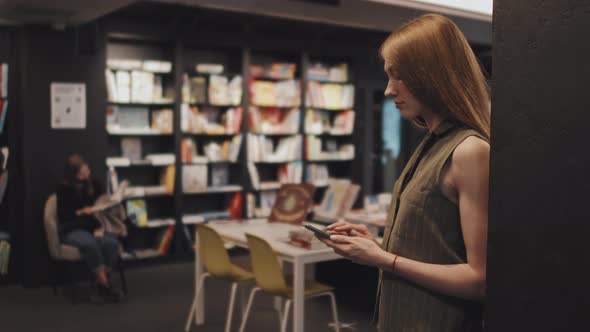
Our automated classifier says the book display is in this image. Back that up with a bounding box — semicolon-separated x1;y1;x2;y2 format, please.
105;38;177;261
303;59;357;206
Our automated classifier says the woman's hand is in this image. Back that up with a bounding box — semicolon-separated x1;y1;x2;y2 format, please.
326;221;376;242
319;234;390;267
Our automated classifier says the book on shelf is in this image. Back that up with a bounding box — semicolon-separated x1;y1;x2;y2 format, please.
1;63;8;98
131;70;154;104
115;106;150;130
114;70;131;103
142;60;172;73
260;190;277;212
181;138;197;163
151;108;174;134
247;162;260;189
0;99;8;135
247;134;302;162
229;192;243;218
306;81;354;109
127;198;148;227
183;211;231;224
211;163;229;187
278;161;303;184
181;104;243;135
155;225;175;256
268;183;314;225
305;164;330;187
313;179;360;222
108;59;171;73
307;62;348;83
160;165;175;194
208;75;242;106
145;153;175;166
1;146;8;171
306;135;355;160
249;62;296;80
304;109;354;135
250;79;301;107
182;164;208;193
121;137;142;161
249;107;299;134
196;63;224;74
106;157;131;167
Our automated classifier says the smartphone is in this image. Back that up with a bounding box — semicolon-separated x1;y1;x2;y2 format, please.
304;224;332;240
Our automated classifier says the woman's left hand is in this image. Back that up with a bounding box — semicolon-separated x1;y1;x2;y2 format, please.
319;234;387;266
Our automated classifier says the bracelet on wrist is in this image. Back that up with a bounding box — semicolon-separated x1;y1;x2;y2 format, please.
391;254;399;273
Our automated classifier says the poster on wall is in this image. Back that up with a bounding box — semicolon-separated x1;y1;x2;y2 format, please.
50;82;86;129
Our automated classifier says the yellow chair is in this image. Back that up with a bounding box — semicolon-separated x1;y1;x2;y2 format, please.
185;224;254;332
239;234;340;332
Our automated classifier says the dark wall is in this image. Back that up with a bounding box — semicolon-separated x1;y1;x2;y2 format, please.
486;1;590;331
20;25;107;286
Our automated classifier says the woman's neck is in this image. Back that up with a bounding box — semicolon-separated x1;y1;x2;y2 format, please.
421;112;446;133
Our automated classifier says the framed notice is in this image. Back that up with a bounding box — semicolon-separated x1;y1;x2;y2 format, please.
51;82;86;129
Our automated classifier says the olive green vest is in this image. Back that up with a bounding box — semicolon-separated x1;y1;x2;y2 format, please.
377;121;485;332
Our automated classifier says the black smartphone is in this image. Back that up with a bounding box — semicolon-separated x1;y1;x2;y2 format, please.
304;224;332;240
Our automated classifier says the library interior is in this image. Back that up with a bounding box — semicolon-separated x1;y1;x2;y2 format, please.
2;1;587;332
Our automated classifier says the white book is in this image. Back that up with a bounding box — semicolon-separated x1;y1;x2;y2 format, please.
105;70;118;102
106;157;131;167
145;154;175;166
115;70;131;103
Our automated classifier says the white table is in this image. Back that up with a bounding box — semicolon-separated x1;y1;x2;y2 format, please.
193;219;341;332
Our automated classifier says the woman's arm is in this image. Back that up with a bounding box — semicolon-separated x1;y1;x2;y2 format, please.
322;136;489;301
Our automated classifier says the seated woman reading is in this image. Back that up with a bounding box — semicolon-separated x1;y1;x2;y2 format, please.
57;154;124;303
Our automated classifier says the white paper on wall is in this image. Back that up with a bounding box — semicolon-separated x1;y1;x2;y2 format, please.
50;82;86;129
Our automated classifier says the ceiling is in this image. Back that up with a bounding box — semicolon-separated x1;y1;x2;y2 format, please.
0;0;492;44
0;0;137;26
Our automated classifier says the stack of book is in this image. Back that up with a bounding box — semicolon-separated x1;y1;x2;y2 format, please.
106;59;173;104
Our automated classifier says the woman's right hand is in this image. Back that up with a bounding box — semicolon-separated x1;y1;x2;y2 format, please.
325;221;376;242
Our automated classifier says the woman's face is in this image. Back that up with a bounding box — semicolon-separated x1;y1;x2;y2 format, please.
77;164;91;181
383;61;429;120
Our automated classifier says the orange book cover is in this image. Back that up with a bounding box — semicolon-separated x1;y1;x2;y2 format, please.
268;183;314;225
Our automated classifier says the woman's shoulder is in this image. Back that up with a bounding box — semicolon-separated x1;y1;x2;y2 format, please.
450;136;489;183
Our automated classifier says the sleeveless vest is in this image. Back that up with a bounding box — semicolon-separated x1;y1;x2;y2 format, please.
376;121;485;332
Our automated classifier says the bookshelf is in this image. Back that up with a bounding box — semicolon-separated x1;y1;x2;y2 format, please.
245;52;305;218
303;56;357;205
99;32;362;263
105;37;178;262
178;46;245;247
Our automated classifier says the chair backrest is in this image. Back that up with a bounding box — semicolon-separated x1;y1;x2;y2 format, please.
196;224;234;277
245;234;288;295
43;193;61;259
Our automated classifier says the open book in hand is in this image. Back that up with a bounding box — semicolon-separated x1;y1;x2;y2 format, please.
90;180;130;213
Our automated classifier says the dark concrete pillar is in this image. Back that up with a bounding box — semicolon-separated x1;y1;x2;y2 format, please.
486;1;590;331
